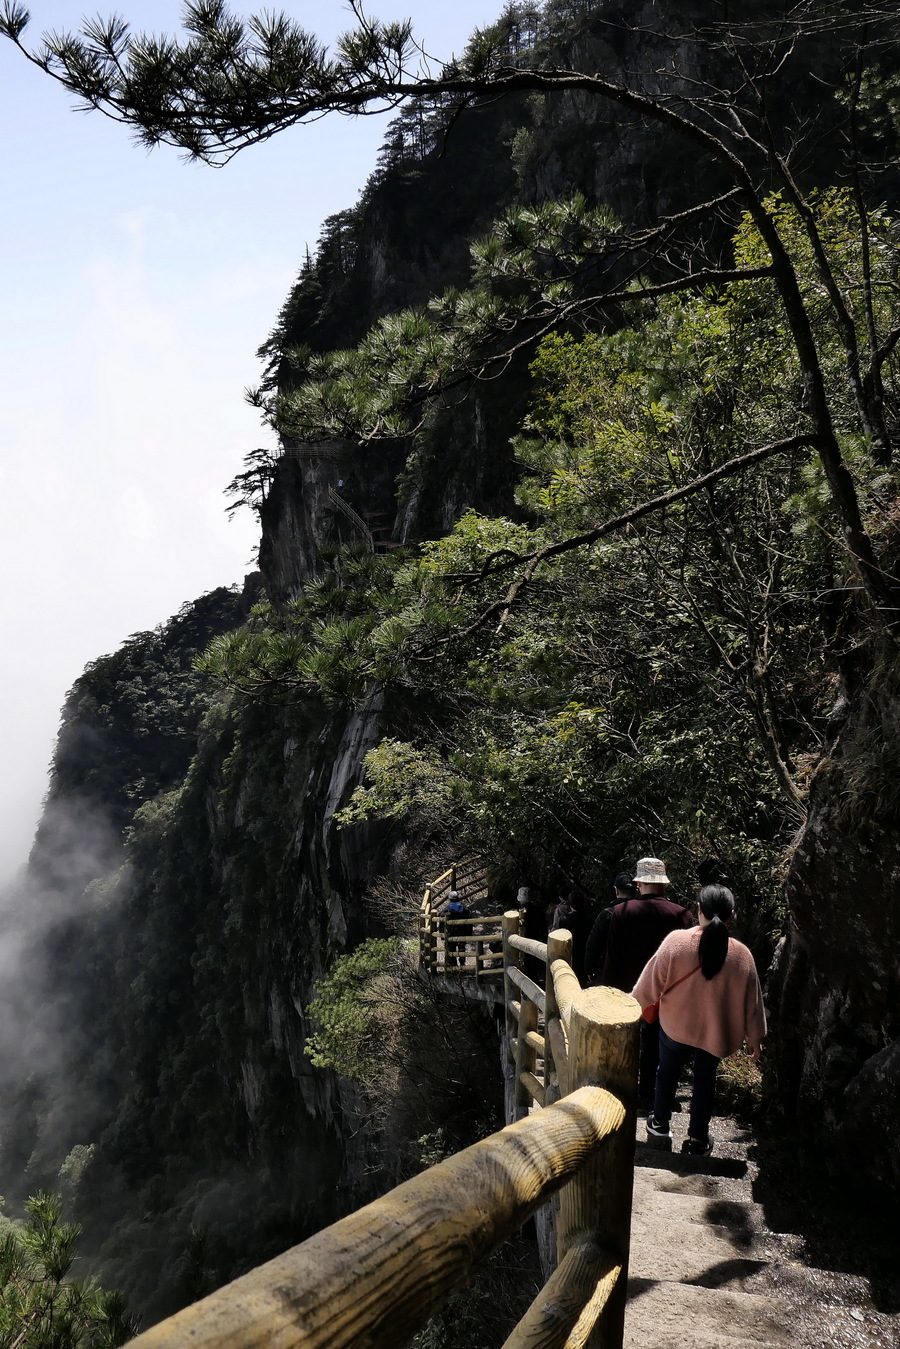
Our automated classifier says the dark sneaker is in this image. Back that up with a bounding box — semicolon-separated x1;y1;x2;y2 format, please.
646;1113;672;1151
681;1136;713;1157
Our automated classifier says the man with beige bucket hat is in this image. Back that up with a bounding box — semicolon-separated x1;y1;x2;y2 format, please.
585;855;694;1096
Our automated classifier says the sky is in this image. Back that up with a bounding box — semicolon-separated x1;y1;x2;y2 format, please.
0;0;503;887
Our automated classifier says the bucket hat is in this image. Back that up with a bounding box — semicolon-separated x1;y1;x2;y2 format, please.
634;856;670;885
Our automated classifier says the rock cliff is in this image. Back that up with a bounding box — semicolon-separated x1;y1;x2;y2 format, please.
773;595;900;1194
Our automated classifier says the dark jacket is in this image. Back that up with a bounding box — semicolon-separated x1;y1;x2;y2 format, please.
585;894;694;991
558;908;595;985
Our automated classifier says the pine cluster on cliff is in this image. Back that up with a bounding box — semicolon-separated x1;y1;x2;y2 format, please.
202;190;898;912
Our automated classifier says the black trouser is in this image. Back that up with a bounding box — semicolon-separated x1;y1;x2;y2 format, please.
639;1020;660;1097
654;1027;719;1143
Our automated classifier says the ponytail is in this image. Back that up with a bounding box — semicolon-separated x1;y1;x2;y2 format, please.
697;884;735;979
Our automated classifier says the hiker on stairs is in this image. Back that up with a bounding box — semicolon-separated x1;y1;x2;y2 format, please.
438;890;472;968
632;883;766;1158
585;856;694;1097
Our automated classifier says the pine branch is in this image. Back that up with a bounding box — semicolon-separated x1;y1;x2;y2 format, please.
429;433;824;652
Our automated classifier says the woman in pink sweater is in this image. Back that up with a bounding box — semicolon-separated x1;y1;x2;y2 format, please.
631;885;766;1157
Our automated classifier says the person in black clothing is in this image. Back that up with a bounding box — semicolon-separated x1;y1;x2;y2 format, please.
518;886;548;983
584;872;636;983
585;856;694;1097
556;890;595;984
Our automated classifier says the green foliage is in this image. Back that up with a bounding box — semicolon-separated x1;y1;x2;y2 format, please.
0;1193;136;1348
716;1052;765;1123
306;939;401;1082
210;194;900;941
307;942;504;1160
334;741;460;836
254;196;622;450
47;587;254;831
176;1226;219;1307
55;1152;95;1209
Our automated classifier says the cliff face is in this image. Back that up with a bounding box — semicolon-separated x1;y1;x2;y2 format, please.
773;624;900;1193
3;22;554;1319
4;591;390;1320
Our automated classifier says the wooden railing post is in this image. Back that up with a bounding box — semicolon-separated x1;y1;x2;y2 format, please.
421;887;432;971
126;1085;625;1349
544;928;573;1097
502;910;521;1038
557;987;641;1349
513;995;538;1115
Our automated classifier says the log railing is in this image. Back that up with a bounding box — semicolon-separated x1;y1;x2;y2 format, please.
125;889;640;1349
418;857;505;985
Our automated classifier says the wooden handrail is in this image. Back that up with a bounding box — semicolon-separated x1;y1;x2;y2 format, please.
419;858;496;975
420;858;488;914
507;933;549;961
503;1234;621;1349
551;952;583;1027
545;930;572;1092
126;1086;626;1349
507;963;547;1013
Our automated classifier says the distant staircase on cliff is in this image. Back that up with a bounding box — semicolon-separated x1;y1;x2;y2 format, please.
418;857;504;991
326;485;375;552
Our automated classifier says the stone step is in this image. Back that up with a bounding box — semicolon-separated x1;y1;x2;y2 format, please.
635;1164;754;1202
634;1144;755;1188
633;1180;767;1240
629;1208;771;1287
624;1278;791;1348
634;1112;756;1151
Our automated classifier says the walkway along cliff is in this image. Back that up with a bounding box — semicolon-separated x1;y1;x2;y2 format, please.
121;861;900;1348
126;882;643;1349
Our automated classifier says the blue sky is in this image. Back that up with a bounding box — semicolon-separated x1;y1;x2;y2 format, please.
0;0;503;883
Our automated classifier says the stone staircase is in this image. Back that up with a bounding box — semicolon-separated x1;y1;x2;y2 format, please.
624;1109;899;1349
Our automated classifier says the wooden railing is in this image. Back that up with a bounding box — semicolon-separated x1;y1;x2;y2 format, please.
504;912;581;1112
125;889;640;1349
418;858;504;986
282;438;355;460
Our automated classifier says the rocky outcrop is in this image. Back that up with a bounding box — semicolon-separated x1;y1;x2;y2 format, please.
1;583;392;1322
772;633;900;1193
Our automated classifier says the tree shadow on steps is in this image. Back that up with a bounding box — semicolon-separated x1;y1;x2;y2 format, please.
748;1133;900;1316
634;1149;749;1181
626;1258;768;1298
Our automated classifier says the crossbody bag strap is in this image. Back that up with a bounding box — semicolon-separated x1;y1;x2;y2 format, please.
659;963;701;1000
